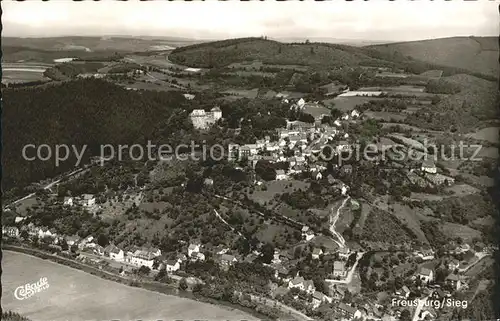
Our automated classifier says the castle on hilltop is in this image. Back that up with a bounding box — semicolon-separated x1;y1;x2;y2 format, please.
189;106;222;129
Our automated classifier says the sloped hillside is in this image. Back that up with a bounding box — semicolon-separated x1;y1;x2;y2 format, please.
2;79;190;191
406;74;499;132
169;37;383;68
368;36;498;78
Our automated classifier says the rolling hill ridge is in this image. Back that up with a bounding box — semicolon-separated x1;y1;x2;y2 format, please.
367;36;498;78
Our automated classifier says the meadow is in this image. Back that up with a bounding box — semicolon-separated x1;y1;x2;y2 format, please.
3;251;258;321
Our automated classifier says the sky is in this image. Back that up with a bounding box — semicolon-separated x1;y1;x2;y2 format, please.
3;1;498;41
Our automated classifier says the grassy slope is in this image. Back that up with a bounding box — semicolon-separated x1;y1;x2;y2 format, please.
367;36;499;77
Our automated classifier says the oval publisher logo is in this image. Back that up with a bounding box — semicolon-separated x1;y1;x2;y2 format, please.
14;277;50;300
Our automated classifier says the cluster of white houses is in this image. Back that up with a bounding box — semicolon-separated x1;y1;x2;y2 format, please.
187;98;361;182
222;109;360;181
63;194;97;209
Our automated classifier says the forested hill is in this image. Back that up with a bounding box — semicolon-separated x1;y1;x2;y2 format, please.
169;37;383;68
2;79;194;192
169;37;498;81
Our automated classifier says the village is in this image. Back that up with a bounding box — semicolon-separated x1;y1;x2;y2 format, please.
3;91;489;320
189;96;455;190
3;214;496;321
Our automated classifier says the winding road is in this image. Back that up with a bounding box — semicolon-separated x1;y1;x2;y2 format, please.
7;167;86;208
411;295;429;321
329;196;350;248
213;209;247;240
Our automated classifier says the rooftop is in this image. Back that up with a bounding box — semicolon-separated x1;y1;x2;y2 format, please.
419;267;433;276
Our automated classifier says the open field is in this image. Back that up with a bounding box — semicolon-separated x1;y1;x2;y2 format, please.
3;36;204;54
381;123;444;133
119;81;180;92
364;111;406;122
227;70;276;77
2;63;51;84
464;257;494;277
249;180;309;206
304;103;331;119
221;88;260;99
2;70;49;84
444;184;480;197
475;147;498;159
324;96;384;112
368;36;498;77
441;222;482;242
465;127;499;144
3;251;257;321
389;203;429;243
359;85;425;93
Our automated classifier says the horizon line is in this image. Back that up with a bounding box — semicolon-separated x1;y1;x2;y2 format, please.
3;34;497;44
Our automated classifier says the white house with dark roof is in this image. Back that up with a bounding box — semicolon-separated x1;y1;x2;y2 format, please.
63;197;74;206
312;248;323;260
418;267;434;283
275;170;288;181
301;226;315;241
288;276;315;294
165;259;181;272
395;285;411;299
415;247;435;261
128;248;157;268
445;274;463;291
38;227;55;239
312;291;332;309
274;264;290;281
337;141;351;153
105;244;125;262
218;254;238;270
94;245;105;256
421;158;437;174
192;252;205;262
80;194;96;207
312;171;322;180
188;243;201;257
333;261;347;278
448;259;460;271
338;247;351;260
65;235;81;246
335;303;362;320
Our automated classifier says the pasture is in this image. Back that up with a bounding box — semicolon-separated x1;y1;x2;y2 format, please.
3;251;257;321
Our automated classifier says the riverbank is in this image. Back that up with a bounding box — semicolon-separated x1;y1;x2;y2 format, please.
3;245;273;321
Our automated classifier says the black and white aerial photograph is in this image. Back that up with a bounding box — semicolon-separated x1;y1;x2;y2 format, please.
1;1;499;321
